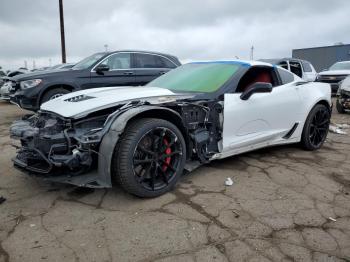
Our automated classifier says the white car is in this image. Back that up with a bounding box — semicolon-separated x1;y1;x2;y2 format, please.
10;60;331;197
260;58;317;82
317;61;350;93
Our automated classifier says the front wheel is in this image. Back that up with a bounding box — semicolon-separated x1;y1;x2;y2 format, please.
301;104;330;151
41;88;70;105
113;118;186;198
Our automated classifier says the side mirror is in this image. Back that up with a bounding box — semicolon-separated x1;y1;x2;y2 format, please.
95;64;110;74
240;82;273;100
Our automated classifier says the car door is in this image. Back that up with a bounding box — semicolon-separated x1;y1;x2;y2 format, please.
222;67;302;153
301;61;317;82
132;53;177;85
89;52;136;88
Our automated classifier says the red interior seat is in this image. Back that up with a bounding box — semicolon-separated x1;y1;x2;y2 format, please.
242;72;272;92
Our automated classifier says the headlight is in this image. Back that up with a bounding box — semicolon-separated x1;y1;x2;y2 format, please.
337;87;341;95
20;79;42;89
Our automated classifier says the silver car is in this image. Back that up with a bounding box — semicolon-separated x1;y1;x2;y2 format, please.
0;80;12;101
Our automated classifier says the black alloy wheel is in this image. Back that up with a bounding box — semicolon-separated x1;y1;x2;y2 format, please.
301;104;330;150
132;127;183;191
114;118;186;197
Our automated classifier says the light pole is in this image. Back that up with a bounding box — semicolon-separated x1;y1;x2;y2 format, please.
250;46;254;60
59;0;66;63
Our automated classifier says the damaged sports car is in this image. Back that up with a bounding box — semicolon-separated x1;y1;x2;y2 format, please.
10;61;332;197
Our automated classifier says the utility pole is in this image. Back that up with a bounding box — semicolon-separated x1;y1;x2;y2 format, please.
250;46;254;60
59;0;66;63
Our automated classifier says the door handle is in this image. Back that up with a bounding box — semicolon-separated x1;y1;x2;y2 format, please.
123;71;134;75
159;71;166;75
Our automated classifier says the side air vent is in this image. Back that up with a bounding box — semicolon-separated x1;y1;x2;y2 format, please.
283;123;299;139
64;95;95;103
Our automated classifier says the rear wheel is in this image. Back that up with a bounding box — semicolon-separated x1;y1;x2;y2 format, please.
41;88;70;105
336;99;345;114
113;118;186;198
301;104;330;151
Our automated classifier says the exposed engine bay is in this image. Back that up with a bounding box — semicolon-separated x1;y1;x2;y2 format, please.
10;99;223;188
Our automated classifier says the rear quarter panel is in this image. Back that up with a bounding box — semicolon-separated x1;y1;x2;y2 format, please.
293;81;331;139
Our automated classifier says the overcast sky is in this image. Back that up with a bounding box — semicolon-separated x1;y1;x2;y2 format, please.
0;0;349;70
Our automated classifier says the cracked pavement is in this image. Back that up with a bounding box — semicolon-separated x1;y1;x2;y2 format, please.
0;100;350;262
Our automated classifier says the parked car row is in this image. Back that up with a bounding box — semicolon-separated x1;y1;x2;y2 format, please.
3;50;181;111
2;50;350;114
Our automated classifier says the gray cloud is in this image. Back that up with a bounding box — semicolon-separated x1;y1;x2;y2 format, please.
0;0;349;70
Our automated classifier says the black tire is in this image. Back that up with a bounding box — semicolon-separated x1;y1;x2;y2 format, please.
41;88;70;105
113;118;186;198
336;99;345;114
301;104;330;151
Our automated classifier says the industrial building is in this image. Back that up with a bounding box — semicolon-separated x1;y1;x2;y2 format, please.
292;44;350;72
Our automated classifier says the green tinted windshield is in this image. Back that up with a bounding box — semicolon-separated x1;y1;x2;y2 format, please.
147;63;242;93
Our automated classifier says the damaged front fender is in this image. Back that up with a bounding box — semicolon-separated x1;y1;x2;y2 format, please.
97;105;184;187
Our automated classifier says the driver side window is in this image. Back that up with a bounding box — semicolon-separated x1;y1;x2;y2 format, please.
100;53;131;70
235;67;277;93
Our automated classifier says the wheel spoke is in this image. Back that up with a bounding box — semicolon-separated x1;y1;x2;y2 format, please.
138;146;155;156
157;165;169;185
150;164;156;191
318;119;329;126
158;129;166;151
134;159;153;165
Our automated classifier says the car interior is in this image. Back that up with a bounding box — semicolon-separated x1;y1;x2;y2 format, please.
278;61;289;70
236;67;278;93
289;61;303;78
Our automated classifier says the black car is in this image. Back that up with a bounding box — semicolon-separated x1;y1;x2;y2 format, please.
9;50;181;111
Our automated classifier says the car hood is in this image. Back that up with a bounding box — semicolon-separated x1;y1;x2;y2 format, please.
41;86;193;118
318;70;350;76
12;69;76;81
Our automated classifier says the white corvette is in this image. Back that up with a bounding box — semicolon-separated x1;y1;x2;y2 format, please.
10;60;331;197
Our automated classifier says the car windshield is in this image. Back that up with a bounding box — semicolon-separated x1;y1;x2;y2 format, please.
72;53;106;70
329;62;350;71
147;62;243;93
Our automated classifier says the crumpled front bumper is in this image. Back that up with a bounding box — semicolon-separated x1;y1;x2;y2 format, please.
10;117;113;188
337;89;350;109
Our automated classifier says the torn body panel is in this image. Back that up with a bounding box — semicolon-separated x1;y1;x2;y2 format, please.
10;98;223;188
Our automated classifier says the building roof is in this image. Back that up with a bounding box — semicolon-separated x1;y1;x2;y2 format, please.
293;44;350;51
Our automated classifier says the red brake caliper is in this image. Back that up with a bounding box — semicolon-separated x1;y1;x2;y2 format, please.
162;139;171;171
